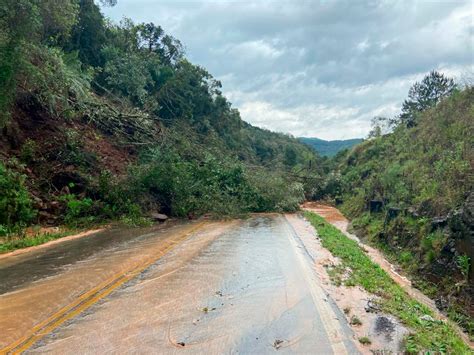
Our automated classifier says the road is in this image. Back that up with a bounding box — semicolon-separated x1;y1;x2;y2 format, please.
0;214;358;354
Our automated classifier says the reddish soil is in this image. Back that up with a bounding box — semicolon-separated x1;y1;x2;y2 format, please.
302;202;474;348
0;99;137;224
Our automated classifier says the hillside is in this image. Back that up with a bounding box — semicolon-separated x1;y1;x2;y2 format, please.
0;0;321;236
299;137;363;157
320;85;474;337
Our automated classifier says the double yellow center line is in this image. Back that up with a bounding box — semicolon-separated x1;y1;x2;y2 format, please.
1;222;206;354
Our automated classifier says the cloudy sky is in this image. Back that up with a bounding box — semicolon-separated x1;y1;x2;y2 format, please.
104;0;473;140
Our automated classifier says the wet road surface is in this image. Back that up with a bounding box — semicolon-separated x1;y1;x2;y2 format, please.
0;214;358;354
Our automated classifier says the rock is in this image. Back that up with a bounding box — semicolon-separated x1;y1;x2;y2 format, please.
150;213;168;222
435;297;449;311
38;211;54;220
447;192;474;279
60;185;70;195
431;216;448;230
365;299;381;313
48;201;61;212
374;316;396;340
419;315;435;322
31;195;45;210
385;207;402;225
369;200;383;213
273;339;284;349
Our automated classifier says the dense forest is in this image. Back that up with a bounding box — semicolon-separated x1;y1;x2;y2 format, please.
0;0;322;234
319;72;474;337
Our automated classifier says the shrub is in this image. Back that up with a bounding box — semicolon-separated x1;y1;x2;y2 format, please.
456;255;470;279
0;162;36;233
399;251;414;265
61;194;94;226
131;146;305;217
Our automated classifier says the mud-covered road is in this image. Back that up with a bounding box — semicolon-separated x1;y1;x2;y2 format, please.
0;214;358;354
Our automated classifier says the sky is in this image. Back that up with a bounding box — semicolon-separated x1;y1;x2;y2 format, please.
103;0;474;140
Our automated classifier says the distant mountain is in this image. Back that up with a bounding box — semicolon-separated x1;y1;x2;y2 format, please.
298;137;363;157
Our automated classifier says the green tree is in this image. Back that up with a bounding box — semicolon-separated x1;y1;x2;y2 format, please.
0;0;41;125
67;0;107;67
99;0;117;6
399;71;456;127
284;146;298;166
137;23;164;52
136;22;183;65
0;163;36;231
39;0;79;45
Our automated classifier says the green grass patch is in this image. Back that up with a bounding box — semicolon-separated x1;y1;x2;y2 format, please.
0;230;75;253
358;336;372;345
304;211;471;354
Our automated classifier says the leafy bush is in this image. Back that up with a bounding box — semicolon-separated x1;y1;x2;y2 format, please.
126;146;305;217
456;255;470;280
61;194;94;225
0;162;36;234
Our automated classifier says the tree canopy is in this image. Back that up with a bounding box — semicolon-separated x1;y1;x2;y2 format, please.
399;71;457;127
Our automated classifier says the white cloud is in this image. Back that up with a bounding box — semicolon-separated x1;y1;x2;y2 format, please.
103;0;473;139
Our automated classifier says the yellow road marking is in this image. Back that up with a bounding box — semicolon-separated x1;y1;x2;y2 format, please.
1;222;206;354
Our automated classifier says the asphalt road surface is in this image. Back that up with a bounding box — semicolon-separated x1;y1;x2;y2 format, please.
0;214;358;354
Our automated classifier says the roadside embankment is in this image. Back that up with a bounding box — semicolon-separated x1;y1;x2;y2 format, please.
302;203;473;353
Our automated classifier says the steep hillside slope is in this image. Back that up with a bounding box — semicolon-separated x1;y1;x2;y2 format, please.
0;1;321;237
325;87;474;337
299;137;363;157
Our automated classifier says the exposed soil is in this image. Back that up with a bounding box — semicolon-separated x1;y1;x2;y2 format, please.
1;98;137;225
302;202;417;293
302;202;474;349
286;213;409;353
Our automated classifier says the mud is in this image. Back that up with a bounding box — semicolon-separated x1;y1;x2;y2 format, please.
0;220;220;349
1;215;359;354
285;213;408;354
0;222;187;294
302;202;474;349
302;202;437;308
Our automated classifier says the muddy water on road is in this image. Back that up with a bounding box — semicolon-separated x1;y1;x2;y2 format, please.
0;223;181;294
3;215;358;354
0;220;232;349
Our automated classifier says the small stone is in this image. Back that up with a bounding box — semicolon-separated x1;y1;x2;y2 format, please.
419;315;435;322
150;213;168;222
273;339;284;349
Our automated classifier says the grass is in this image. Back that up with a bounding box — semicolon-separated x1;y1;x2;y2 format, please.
304;211;472;354
350;315;363;326
0;216;141;254
0;230;75;253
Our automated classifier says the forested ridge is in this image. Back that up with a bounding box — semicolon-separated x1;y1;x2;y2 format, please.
299;137;364;157
0;0;321;235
